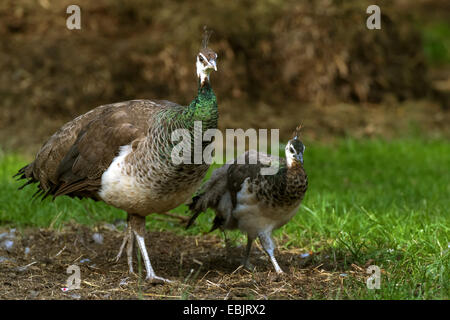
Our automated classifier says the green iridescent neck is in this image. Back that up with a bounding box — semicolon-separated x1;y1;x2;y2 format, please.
184;79;218;129
157;77;218;135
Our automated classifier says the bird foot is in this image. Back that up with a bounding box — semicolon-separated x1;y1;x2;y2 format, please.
146;275;172;284
114;251;123;263
269;270;286;282
114;233;129;262
241;260;255;272
275;268;284;275
113;224;134;274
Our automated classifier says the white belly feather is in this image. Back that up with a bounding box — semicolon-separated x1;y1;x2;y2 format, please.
231;178;299;238
98;145;197;215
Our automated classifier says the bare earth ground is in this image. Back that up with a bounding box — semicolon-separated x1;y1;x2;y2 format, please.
0;224;369;300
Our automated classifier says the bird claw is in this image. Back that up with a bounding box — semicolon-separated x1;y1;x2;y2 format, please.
241;261;255;272
113;253;122;263
269;270;286;282
275;269;284;275
146;275;172;284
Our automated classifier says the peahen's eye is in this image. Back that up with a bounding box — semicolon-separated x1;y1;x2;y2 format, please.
199;55;204;62
289;147;294;153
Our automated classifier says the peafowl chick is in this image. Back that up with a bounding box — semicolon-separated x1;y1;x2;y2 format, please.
15;28;219;283
187;127;308;274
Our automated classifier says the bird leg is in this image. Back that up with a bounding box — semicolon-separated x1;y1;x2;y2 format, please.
114;216;134;273
222;230;232;258
114;214;171;283
241;235;255;271
258;231;284;274
129;214;172;283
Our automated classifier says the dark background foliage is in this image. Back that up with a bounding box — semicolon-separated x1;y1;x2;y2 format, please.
0;0;448;152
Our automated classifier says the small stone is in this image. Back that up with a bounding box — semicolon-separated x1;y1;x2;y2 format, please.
1;240;15;252
29;290;39;298
113;219;127;230
0;229;16;252
119;278;129;286
92;233;103;245
102;223;117;232
69;293;81;299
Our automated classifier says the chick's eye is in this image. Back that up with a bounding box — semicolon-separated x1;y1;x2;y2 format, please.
199;55;204;62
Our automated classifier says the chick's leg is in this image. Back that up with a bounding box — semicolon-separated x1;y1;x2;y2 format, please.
222;230;232;257
258;231;284;274
241;235;255;271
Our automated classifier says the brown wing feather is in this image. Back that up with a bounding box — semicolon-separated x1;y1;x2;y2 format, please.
186;150;282;228
16;100;164;200
186;163;229;228
227;151;282;207
52;125;141;198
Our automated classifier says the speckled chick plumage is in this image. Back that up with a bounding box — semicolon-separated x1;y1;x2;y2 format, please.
187;136;307;273
188;149;307;235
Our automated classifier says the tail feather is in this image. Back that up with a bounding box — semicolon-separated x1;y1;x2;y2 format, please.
18;180;34;190
186;165;229;230
186;192;222;230
209;216;224;232
31;186;45;200
186;192;228;232
186;195;202;229
13;164;29;179
14;162;91;202
14;163;45;201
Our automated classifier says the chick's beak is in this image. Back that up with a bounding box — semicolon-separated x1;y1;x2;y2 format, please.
296;153;304;165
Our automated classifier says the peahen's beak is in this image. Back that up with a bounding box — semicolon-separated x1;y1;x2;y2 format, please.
209;60;217;71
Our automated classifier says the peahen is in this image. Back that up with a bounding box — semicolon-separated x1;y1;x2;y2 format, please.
14;28;219;283
187;127;308;274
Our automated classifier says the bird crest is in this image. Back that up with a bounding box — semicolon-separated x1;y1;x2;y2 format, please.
202;25;213;49
292;124;303;140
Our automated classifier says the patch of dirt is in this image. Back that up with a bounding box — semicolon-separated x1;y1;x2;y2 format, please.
0;224;367;300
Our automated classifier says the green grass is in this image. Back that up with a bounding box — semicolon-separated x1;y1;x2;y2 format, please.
1;138;449;299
